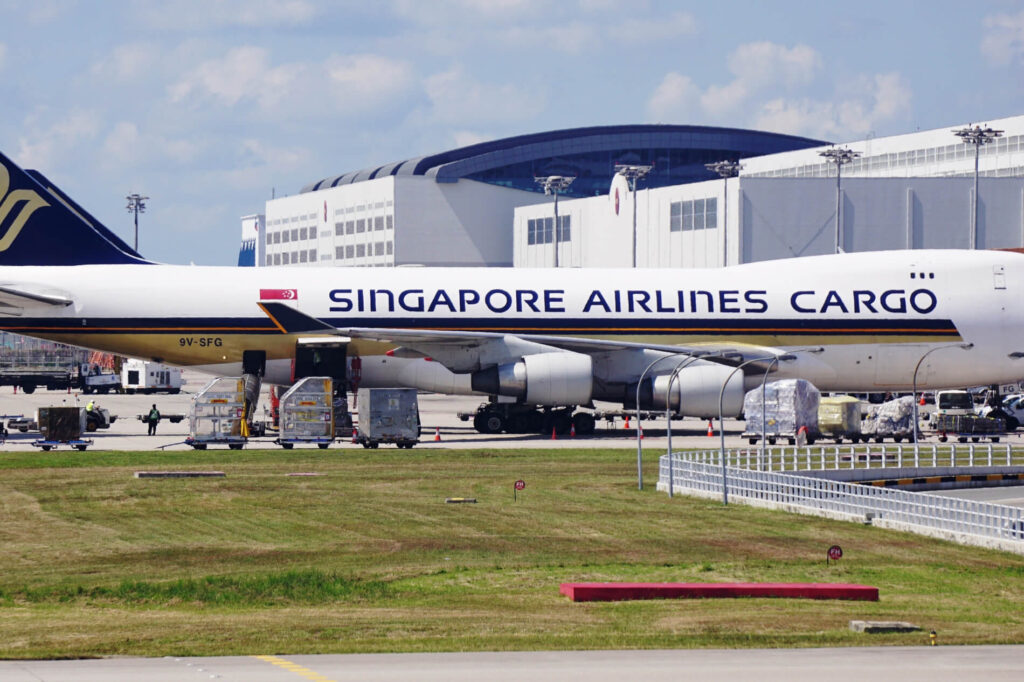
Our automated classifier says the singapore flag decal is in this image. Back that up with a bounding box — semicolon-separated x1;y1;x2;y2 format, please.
259;288;298;301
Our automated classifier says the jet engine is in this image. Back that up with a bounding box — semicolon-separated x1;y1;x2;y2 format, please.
649;363;747;418
471;352;593;405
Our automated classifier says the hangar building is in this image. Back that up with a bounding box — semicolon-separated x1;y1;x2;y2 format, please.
241;125;823;267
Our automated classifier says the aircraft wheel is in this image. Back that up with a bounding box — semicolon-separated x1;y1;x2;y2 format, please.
479;411;505;434
318;443;329;449
572;412;596;436
553;413;572;435
41;445;51;451
229;443;243;450
282;443;294;450
76;445;87;451
21;385;35;394
992;437;1001;443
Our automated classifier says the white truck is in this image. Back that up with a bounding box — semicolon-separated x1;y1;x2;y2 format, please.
121;359;183;394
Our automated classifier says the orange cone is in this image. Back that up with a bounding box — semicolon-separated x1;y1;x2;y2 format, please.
707;420;714;437
351;428;358;444
639;424;644;440
919;394;926;406
570;424;576;438
624;415;630;429
551;426;557;440
434;427;441;442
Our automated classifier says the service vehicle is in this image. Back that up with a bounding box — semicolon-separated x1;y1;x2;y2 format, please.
121;359;183;394
0;362;119;394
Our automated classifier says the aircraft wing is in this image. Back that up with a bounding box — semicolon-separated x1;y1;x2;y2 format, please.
257;302;792;372
0;285;74;316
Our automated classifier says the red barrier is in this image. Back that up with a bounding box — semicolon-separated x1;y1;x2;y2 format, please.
559;582;878;602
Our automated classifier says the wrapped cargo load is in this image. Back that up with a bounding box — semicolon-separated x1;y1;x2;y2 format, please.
861;395;918;441
742;379;820;444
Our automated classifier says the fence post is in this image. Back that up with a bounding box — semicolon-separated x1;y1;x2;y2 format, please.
987;443;993;467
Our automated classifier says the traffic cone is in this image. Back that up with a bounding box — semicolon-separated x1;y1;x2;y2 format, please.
351;428;358;444
551;426;557;440
919;394;926;406
639;424;644;440
707;420;715;437
434;427;441;442
570;424;576;438
624;415;630;429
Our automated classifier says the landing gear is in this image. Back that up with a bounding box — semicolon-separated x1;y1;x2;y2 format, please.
469;403;596;436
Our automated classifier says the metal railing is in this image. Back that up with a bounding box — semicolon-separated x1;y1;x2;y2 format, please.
659;446;1024;554
683;442;1024;472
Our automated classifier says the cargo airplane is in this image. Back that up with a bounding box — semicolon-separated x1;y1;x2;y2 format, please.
0;150;1021;433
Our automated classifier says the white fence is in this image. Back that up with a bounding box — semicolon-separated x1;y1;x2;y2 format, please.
682;442;1024;472
659;446;1024;554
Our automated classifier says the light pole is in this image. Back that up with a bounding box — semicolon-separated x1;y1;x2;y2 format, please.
912;342;974;453
534;176;575;268
664;354;722;498
125;193;149;252
818;147;861;254
615;164;653;268
953;125;1004;250
705;160;742;267
635;350;707;490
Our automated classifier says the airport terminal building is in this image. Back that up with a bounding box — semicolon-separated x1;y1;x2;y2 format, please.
241;115;1024;269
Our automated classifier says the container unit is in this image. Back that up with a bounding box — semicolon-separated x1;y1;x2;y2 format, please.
121;359;183;394
355;388;420;448
278;377;334;449
818;395;863;443
33;406;92;451
187;377;246;450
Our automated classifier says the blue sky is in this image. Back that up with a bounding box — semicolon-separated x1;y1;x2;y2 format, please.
1;0;1022;265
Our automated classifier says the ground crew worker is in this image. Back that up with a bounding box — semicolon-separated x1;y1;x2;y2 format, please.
86;399;94;412
147;404;160;436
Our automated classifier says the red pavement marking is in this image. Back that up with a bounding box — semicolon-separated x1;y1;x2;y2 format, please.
559;582;878;602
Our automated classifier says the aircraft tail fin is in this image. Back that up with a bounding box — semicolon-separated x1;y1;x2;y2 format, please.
0;150;152;266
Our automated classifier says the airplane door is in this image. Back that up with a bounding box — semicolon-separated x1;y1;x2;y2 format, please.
294;341;348;384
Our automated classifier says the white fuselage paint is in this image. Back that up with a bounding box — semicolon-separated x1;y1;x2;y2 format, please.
0;249;1021;396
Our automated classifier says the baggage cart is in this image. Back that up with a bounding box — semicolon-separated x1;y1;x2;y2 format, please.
277;377;335;449
186;377;246;450
356;388;420;448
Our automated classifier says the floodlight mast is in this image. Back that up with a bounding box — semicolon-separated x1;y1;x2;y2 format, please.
818;147;860;254
705;160;742;266
953;125;1004;250
615;164;653;268
534;176;575;268
125;193;149;252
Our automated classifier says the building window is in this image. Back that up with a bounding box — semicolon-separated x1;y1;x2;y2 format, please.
282;231;290;243
336;245;345;259
356;244;366;258
335;222;344;236
386;215;393;230
705;198;717;229
346;220;355;234
557;215;570;242
346;245;355;259
308;249;316;261
299;227;308;240
291;229;299;241
670;198;717;231
386;241;393;255
356;219;366;233
669;202;682;232
273;253;281;265
282;252;289;265
374;216;384;231
374;241;384;256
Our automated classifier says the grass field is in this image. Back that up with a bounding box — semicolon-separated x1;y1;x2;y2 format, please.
1;447;1023;659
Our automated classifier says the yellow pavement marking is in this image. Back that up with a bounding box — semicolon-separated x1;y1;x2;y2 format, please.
254;655;337;682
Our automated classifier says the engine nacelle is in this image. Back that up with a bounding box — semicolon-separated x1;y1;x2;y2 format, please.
650;363;746;418
471;352;593;405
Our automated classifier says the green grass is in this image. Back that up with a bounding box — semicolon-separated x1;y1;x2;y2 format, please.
0;447;1023;658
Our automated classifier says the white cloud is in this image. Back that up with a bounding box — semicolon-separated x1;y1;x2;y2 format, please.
701;42;822;115
136;0;317;30
612;12;696;43
168;48;414;117
100;121;202;169
16;109;101;169
647;72;700;122
90;43;160;82
424;67;542;125
981;10;1024;65
451;130;494;148
498;22;598;55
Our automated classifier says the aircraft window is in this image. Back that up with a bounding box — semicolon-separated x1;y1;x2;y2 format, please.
929;273;935;279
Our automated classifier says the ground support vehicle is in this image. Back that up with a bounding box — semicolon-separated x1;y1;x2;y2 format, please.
121;359;183;394
7;416;35;432
979;393;1023;431
356;388;420;448
0;363;119;394
186;377;247;450
817;395;863;443
83;406;116;432
742;379;820;446
277;377;335;450
935;413;1006;443
135;413;186;425
460;401;597;436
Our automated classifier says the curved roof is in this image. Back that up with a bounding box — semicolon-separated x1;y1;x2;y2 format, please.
302;124;826;197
